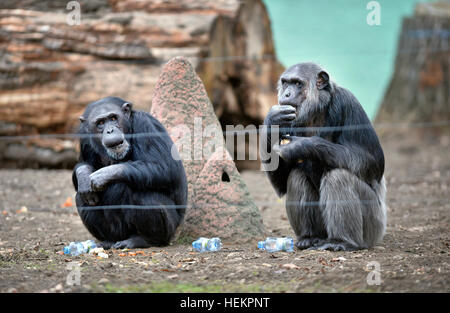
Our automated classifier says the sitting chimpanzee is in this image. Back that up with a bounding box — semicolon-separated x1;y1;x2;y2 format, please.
260;63;386;251
72;96;187;249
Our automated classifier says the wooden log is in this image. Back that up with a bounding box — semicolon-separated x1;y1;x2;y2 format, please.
0;0;282;169
197;0;284;169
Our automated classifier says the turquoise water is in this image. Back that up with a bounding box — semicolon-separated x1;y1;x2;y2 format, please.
263;0;433;119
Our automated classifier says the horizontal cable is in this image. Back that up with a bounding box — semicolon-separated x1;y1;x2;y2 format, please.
0;120;449;141
3;196;447;213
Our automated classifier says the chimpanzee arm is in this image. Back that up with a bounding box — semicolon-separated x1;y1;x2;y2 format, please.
259;105;298;196
304;137;382;182
72;163;94;191
72;163;100;205
90;159;180;192
260;124;293;197
275;134;383;184
275;95;384;183
72;131;101;192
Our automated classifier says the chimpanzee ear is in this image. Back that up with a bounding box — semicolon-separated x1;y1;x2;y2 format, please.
316;71;329;90
79;116;86;123
122;102;133;118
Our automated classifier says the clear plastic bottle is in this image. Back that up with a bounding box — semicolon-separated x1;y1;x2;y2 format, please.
257;237;294;252
63;240;97;256
192;237;222;252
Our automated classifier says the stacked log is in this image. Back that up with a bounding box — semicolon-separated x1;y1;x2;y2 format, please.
0;0;283;169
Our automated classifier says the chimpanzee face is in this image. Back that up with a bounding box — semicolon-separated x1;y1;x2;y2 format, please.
86;101;132;160
277;63;331;126
278;67;308;110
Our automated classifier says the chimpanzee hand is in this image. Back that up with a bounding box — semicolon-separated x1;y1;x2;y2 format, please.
264;105;296;128
272;136;310;164
90;168;113;192
76;165;99;206
90;164;123;192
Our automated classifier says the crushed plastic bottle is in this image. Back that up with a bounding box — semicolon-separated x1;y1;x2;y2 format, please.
63;240;97;256
192;237;222;252
257;237;294;252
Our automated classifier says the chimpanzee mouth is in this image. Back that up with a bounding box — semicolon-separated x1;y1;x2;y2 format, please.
106;141;130;160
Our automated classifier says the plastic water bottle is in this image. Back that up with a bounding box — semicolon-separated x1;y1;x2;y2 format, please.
63;240;97;256
192;237;222;252
257;237;294;252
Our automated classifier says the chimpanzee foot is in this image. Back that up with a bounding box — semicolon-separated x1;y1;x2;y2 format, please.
100;241;115;250
112;236;151;249
295;237;322;250
307;239;358;251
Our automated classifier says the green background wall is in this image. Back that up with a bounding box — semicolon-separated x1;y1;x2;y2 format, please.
263;0;435;119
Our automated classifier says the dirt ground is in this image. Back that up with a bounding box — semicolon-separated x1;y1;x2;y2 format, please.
0;133;448;293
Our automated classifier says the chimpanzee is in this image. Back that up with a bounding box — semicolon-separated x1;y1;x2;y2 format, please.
260;62;386;251
72;96;187;249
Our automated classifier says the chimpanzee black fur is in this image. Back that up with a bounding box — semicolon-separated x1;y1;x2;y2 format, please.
72;96;187;249
260;62;386;251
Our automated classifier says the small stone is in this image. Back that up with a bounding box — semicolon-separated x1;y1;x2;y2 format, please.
98;252;109;259
52;283;63;292
100;262;114;269
89;247;105;255
17;206;28;214
98;278;109;284
330;257;347;262
281;263;299;270
83;285;92;291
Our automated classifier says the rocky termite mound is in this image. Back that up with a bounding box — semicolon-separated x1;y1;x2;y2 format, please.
150;57;266;242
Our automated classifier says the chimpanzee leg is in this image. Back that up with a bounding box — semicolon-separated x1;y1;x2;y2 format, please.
313;169;385;251
76;183;135;248
286;168;327;249
112;191;182;249
77;182;182;249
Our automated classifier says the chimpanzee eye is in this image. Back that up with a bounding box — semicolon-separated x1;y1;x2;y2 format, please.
110;116;117;121
97;120;104;127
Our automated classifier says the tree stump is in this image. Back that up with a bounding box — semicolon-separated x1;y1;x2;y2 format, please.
375;2;449;136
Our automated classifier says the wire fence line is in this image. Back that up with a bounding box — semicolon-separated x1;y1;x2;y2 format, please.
4;196;448;213
84;44;450;66
132;45;450;65
0;120;449;141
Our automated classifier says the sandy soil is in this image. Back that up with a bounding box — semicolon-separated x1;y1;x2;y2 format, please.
0;134;448;293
